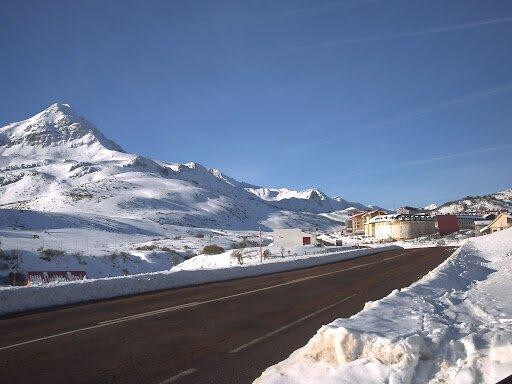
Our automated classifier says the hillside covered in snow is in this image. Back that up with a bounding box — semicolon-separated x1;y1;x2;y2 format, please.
431;189;512;214
0;103;372;234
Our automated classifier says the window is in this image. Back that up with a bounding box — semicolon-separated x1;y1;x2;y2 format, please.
302;237;311;245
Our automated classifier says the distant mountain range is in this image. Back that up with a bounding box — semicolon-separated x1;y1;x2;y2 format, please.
2;103;508;235
0;103;380;232
430;189;512;214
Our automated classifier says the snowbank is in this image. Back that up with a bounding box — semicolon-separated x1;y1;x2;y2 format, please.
0;245;398;316
255;229;512;384
174;245;360;271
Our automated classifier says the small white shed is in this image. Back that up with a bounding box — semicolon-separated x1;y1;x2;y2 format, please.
272;228;316;247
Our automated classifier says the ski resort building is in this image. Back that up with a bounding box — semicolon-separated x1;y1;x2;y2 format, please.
366;214;436;241
316;234;344;246
456;214;485;230
272;229;316;247
479;213;512;235
349;210;387;236
349;212;366;235
363;209;388;237
396;206;426;215
435;214;459;235
475;220;493;234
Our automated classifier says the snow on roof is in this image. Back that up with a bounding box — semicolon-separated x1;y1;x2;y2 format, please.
480;212;512;233
456;214;485;219
272;228;314;236
369;214;435;223
316;234;344;241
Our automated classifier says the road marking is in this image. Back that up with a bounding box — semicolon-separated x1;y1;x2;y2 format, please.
98;302;200;325
229;293;358;353
98;252;406;327
0;324;108;351
0;251;408;351
157;368;198;384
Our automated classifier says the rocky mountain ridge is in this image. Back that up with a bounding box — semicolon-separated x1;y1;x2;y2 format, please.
0;103;374;232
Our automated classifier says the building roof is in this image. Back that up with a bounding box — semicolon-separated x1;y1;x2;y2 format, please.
366;209;386;215
368;214;435;224
399;206;422;211
316;234;343;242
480;213;512;233
272;228;314;236
456;214;485;220
475;220;492;226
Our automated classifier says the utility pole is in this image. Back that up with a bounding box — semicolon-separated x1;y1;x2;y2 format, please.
259;225;263;263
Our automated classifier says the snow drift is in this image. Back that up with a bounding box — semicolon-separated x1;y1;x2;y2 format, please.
255;228;512;384
0;246;398;316
0;103;372;232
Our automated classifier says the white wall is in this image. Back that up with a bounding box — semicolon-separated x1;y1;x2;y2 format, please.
273;229;314;248
374;220;436;240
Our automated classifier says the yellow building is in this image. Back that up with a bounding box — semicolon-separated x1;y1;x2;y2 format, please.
480;213;512;235
363;209;388;237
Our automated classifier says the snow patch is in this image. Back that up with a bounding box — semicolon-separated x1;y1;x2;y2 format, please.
255;228;512;384
0;246;398;316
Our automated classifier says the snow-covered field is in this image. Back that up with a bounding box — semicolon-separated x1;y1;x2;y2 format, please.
364;230;475;249
0;103;386;283
0;223;268;281
175;244;363;271
320;230;473;251
0;245;398;316
254;228;512;384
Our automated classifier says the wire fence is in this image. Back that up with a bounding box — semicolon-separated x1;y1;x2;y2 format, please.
0;235;127;256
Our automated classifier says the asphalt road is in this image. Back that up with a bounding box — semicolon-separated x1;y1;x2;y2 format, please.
0;246;456;384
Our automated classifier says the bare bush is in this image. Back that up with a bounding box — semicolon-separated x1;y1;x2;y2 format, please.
233;238;258;249
38;248;65;261
185;252;197;259
135;244;157;251
109;250;131;261
202;244;224;255
231;249;244;265
160;246;177;254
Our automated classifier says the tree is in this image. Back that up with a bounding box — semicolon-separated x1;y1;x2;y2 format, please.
231;249;244;265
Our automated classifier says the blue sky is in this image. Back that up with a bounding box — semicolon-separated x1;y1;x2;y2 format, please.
1;0;511;208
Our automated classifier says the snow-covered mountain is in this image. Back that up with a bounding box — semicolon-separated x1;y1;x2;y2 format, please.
0;103;373;233
244;187;368;213
0;103;123;160
432;189;512;214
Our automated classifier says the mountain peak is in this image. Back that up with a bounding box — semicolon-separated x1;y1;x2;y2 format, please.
0;103;124;156
28;102;81;126
45;102;73;112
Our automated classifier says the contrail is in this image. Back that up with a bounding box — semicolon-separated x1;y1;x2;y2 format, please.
290;83;512;154
309;144;512;185
292;15;512;50
357;84;512;131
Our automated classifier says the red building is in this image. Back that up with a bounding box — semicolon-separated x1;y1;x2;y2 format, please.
436;214;459;235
